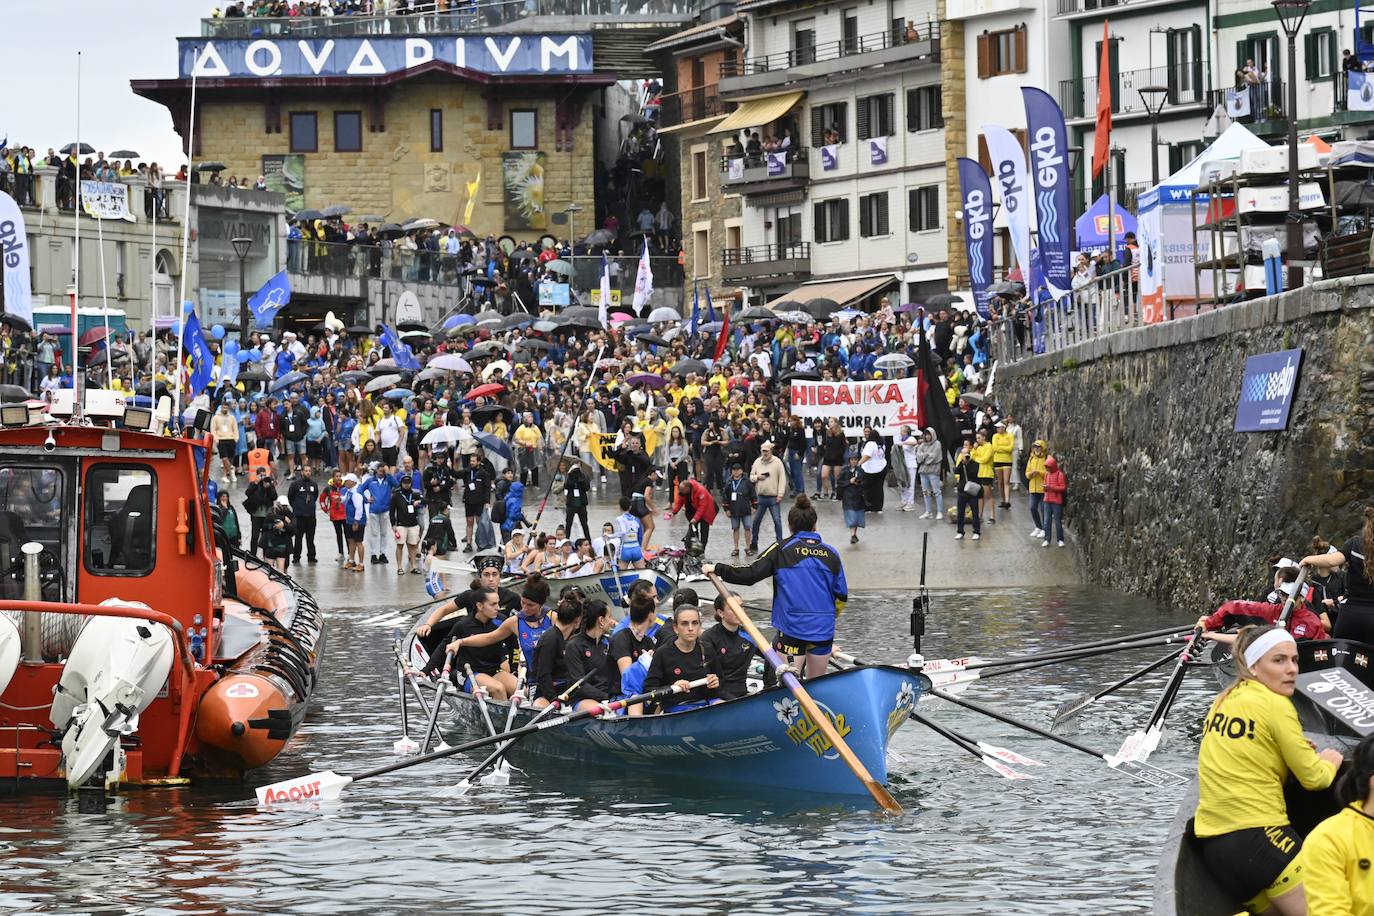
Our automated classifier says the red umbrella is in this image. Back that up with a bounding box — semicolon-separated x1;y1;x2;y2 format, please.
79;327;114;347
464;382;506;401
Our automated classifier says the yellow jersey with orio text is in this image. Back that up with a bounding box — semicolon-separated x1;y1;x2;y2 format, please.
1302;803;1374;916
1194;678;1337;837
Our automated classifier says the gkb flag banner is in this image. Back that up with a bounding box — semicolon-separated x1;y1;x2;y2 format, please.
182;309;214;395
248;269;292;325
1022;88;1071;298
983;125;1034;303
956;158;994;320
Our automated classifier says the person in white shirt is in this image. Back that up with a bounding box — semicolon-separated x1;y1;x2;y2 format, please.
859;427;888;512
375;401;406;468
896;425;920;511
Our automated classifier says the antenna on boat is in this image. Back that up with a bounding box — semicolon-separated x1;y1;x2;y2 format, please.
71;50;82;418
909;531;929;663
172;47;199;425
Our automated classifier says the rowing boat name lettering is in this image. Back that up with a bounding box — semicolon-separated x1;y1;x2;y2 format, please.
1299;669;1374;734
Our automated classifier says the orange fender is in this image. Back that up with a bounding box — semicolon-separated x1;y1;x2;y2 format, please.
196;673;292;770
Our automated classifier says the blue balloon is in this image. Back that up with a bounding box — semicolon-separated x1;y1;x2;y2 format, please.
223;340;240;356
182;300;195;315
248;348;262;361
170;321;181;337
211;324;226;340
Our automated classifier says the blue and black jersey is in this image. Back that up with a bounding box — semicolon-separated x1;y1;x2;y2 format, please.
715;531;848;642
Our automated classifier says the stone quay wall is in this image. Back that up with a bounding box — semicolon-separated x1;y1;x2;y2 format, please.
998;276;1374;612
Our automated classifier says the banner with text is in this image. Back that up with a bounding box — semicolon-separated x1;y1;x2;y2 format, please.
789;378;922;435
1022;87;1071;298
0;192;33;324
1235;347;1303;432
956;157;994;320
80;181;134;221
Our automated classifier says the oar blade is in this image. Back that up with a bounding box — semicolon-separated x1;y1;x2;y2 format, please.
392;736;420;756
1049;694;1094;730
980;756;1034;780
1112;729;1149;764
1107;756;1189;788
256;771;352;806
978;742;1045;768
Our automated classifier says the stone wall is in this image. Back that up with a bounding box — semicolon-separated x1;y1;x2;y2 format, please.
674;127;741;301
938;0;967;288
998;277;1374;611
195;83;595;237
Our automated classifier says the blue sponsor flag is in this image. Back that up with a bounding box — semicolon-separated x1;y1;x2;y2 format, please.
688;282;700;335
247;270;292;325
182;309;214;395
220;351;241;387
1022;87;1072;299
956;158;995;320
378;322;421;371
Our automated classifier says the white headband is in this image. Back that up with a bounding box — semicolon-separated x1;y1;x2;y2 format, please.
1244;628;1296;667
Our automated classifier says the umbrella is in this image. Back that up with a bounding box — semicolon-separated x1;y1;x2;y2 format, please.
345;324;372;335
402;217;441;231
400;330;432;340
621;113;651;126
562;306;601;322
595;357;623;369
78;327;114;347
421;426;470;448
510;249;537;262
375;223;405;239
993;281;1025;296
634;333;670;347
415;367;449;383
471;405;514;426
338;370;372;384
294;208;325;222
355;214;386;224
517;338;552;351
925;293;964;307
465;382;506;400
803;298;840;320
583;229;615;246
450;225;477;239
60;142;95;155
196;161;227;172
648;307;681;324
474;309;504;324
364;374;402;393
557;314;602;331
444;314;476;329
472;431;512;460
382;388;415;400
0;314;31;331
321;205;352;218
662;327;682;341
236;369;270;383
958;391;987;407
533;320;559;333
467;340;507;359
777;310;813;325
427;354;473;373
671;358;707;376
873;353;915;372
109;149;140;159
501;313;534;330
271;371;308;391
771;300;803;312
545;259;572;275
626;372;667;390
895;302;921;314
397;321;428;332
779;369;821;383
0;384;32;400
480;359;512;380
371;358;399;371
40;326;72;335
698;321;723;333
735;306;777;322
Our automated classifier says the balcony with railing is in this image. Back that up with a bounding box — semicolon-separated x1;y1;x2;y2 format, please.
1055;0;1179;17
718;23;940;97
720;243;811;284
719;148;810;196
658;85;736;129
1059;62;1210;122
1206;79;1288;134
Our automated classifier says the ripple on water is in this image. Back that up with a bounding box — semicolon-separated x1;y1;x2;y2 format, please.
0;586;1206;915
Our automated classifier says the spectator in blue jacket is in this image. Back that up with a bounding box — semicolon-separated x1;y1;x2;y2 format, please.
359;461;396;565
502;480;527;538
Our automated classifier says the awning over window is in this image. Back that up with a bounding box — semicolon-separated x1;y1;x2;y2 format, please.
766;274;897;309
709;91;805;135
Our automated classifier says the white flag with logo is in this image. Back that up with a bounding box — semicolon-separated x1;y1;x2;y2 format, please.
599;252;611;329
982;124;1034;292
727;158;745;181
1350;72;1374;112
0;191;32;324
631;245;654;314
1225;87;1252;118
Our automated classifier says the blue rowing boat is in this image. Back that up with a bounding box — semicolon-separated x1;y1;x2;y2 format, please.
437;664;928;796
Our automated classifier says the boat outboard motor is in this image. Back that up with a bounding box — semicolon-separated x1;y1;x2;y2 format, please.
50;601;175;788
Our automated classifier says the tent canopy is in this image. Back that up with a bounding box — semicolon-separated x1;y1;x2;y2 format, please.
1075;195;1138;250
1138;122;1269;213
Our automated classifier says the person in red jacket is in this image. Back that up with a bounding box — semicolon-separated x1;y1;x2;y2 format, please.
1041;456;1067;548
254;402;281;461
319;470;348;561
1198;567;1329;641
666;473;718;553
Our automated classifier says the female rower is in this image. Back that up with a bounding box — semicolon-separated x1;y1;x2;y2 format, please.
1301;506;1374;643
706;494;847;680
1194;625;1343;915
1302;733;1374;914
503;530;527;575
531;591;584;707
444;587;520;701
445;576;554;675
565;600;615;712
701;590;757;701
636;604;720;715
609;591;658;704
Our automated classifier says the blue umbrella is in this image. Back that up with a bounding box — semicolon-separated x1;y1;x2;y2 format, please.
472;431;512;460
271;371;308;392
444;314;476;329
382;388;414;400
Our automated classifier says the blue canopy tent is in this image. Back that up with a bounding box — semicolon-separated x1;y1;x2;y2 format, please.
1074;195;1138;254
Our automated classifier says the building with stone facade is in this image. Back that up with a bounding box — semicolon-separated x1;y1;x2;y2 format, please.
714;0;946;308
648;15;746;310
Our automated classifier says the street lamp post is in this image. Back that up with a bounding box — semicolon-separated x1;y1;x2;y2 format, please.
1137;85;1169;187
231;236;253;346
1274;0;1311;290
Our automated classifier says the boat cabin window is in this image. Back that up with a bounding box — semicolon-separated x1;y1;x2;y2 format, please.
0;465;66;601
85;465;156;576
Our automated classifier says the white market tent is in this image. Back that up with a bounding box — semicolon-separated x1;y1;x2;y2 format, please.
1136;123;1269;320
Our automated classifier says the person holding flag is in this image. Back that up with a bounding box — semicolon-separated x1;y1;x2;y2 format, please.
599;251;612;329
631;241;654;317
377;323;421;371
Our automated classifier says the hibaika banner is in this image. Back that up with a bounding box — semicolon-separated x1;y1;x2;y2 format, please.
789;379;922;436
80;181;135;221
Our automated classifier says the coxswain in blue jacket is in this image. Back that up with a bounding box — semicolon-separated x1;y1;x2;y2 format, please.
706;495;847;680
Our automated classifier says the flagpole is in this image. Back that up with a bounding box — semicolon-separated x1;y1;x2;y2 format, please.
148;174;158;401
95;210;113;384
72;51;81;412
173;48;199;424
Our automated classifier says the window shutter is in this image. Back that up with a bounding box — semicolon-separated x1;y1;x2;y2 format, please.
978;134;992;174
813;202;826;243
838;199;850;240
977;33;992;79
1235;40;1248;81
1108;38;1120;112
1168;144;1182;174
879;192;889;235
811;110;825;148
926;188;939;229
907;89;918;132
883;94;895;135
860;197;871;237
857;97;871;140
1303;33;1315;80
933;90;944;128
908;188;919;231
1191;26;1203;97
1329;32;1339;80
1014;26;1027;74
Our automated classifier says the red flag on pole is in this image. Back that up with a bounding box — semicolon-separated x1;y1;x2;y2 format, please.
1092;21;1112;182
713;305;730;362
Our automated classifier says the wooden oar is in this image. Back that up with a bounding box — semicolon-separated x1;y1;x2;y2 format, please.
706;572;904;815
419;648;457;754
256;677;710;805
1111;626;1204;764
932;687;1188;788
910;712;1035;780
452;671;594;796
1050;646;1186;730
390;631;419;756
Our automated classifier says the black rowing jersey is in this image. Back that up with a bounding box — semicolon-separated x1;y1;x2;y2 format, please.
454;613;516;678
642;641;717;707
700;623;756;701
